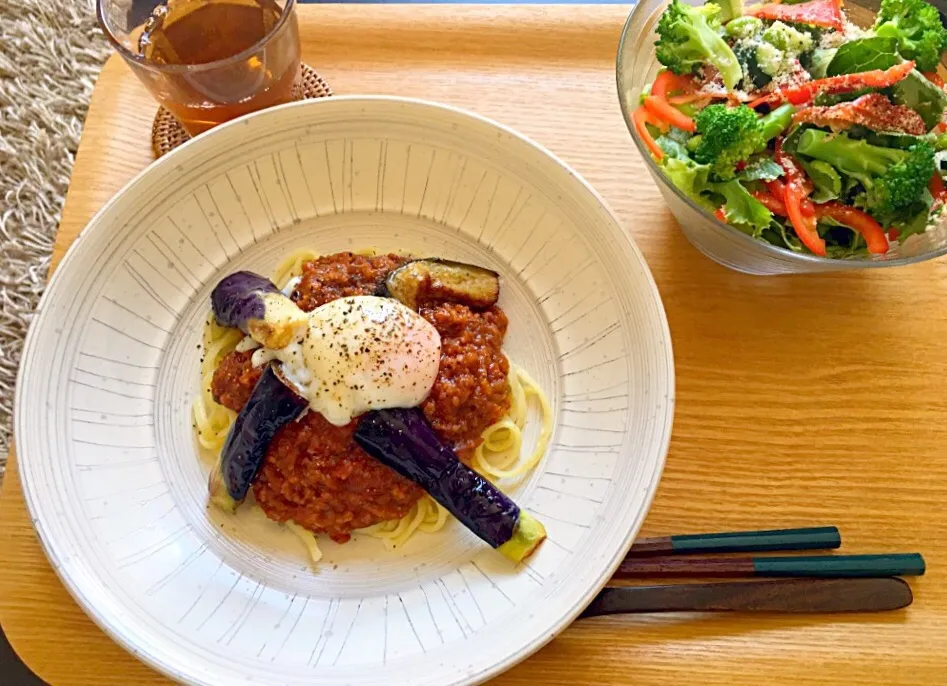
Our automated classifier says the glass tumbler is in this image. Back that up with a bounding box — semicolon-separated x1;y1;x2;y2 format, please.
98;0;301;136
616;0;947;274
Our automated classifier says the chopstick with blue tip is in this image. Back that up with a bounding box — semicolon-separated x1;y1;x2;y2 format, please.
613;553;926;579
627;526;842;557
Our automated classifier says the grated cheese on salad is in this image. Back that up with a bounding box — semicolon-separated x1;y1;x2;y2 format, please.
633;0;947;259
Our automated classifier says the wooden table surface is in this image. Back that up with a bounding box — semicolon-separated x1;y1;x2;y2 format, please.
3;6;947;685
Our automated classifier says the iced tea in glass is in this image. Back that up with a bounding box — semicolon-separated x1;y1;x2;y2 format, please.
98;0;301;136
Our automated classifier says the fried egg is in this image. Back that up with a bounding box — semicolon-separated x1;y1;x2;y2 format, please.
254;295;441;426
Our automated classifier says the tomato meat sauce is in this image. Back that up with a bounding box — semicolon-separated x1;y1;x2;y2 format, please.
211;252;512;543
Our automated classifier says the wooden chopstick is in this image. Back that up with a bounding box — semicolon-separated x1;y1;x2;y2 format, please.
628;526;841;557
613;553;926;579
580;578;913;617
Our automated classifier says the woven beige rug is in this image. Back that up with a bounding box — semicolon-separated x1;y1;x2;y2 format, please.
0;0;109;473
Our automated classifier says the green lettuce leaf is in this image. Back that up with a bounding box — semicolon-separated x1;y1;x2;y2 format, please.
656;126;694;160
890;189;935;241
657;135;691;159
808;47;838;79
801;159;842;202
760;218;805;251
710;179;773;235
660;156;717;212
738;157;784;182
890;70;947;131
826;37;901;76
818;216;866;258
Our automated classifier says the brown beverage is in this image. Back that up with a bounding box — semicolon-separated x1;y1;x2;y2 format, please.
136;0;300;134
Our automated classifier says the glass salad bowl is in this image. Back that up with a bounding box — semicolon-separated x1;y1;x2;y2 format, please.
616;0;947;274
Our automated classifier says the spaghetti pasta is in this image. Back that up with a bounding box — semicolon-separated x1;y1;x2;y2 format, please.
471;363;553;481
192;319;242;453
270;248;320;290
193;248;554;561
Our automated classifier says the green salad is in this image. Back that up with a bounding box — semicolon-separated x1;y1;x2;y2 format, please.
634;0;947;257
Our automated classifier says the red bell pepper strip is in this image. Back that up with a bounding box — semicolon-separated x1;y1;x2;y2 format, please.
633;106;667;160
753;190;788;215
814;202;889;255
767;178;815;216
785;184;824;254
644;96;697;132
668;93;714;106
747;0;844;30
651;71;698;100
792;93;927;136
714;207;729;223
750;61;915;108
929;173;947;203
645;71;699;131
766;178;787;202
774;141;826;256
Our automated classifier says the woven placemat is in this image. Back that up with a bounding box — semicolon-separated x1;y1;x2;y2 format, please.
151;64;333;158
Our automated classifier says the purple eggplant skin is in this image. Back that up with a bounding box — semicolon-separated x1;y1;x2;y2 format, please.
212;271;279;329
211;364;307;507
354;408;546;561
211;271;307;349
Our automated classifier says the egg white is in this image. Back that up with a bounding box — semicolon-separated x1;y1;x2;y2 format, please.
253;295;441;426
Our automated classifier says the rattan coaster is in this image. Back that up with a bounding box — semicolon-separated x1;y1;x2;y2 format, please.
151;64;333;158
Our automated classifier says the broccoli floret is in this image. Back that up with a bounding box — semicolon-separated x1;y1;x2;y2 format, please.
693;104;766;179
756;41;790;77
734;40;773;89
865;142;936;222
715;0;744;22
753;22;814;77
762;21;814;55
655;0;743;90
796;130;936;226
874;0;947;72
725;15;763;39
795;129;910;178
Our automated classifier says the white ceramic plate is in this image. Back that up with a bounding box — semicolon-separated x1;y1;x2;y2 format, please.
16;96;674;686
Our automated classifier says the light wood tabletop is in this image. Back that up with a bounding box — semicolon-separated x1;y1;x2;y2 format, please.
2;5;947;685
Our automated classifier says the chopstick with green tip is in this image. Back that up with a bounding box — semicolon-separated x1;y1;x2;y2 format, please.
627;526;842;557
613;553;926;579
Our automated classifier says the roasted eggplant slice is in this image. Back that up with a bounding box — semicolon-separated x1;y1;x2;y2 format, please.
381;259;500;311
208;364;307;511
211;271;308;349
354;407;546;562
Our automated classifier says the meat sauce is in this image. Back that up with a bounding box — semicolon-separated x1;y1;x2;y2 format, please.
210;350;262;410
211;252;511;542
252;412;425;541
420;303;510;458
